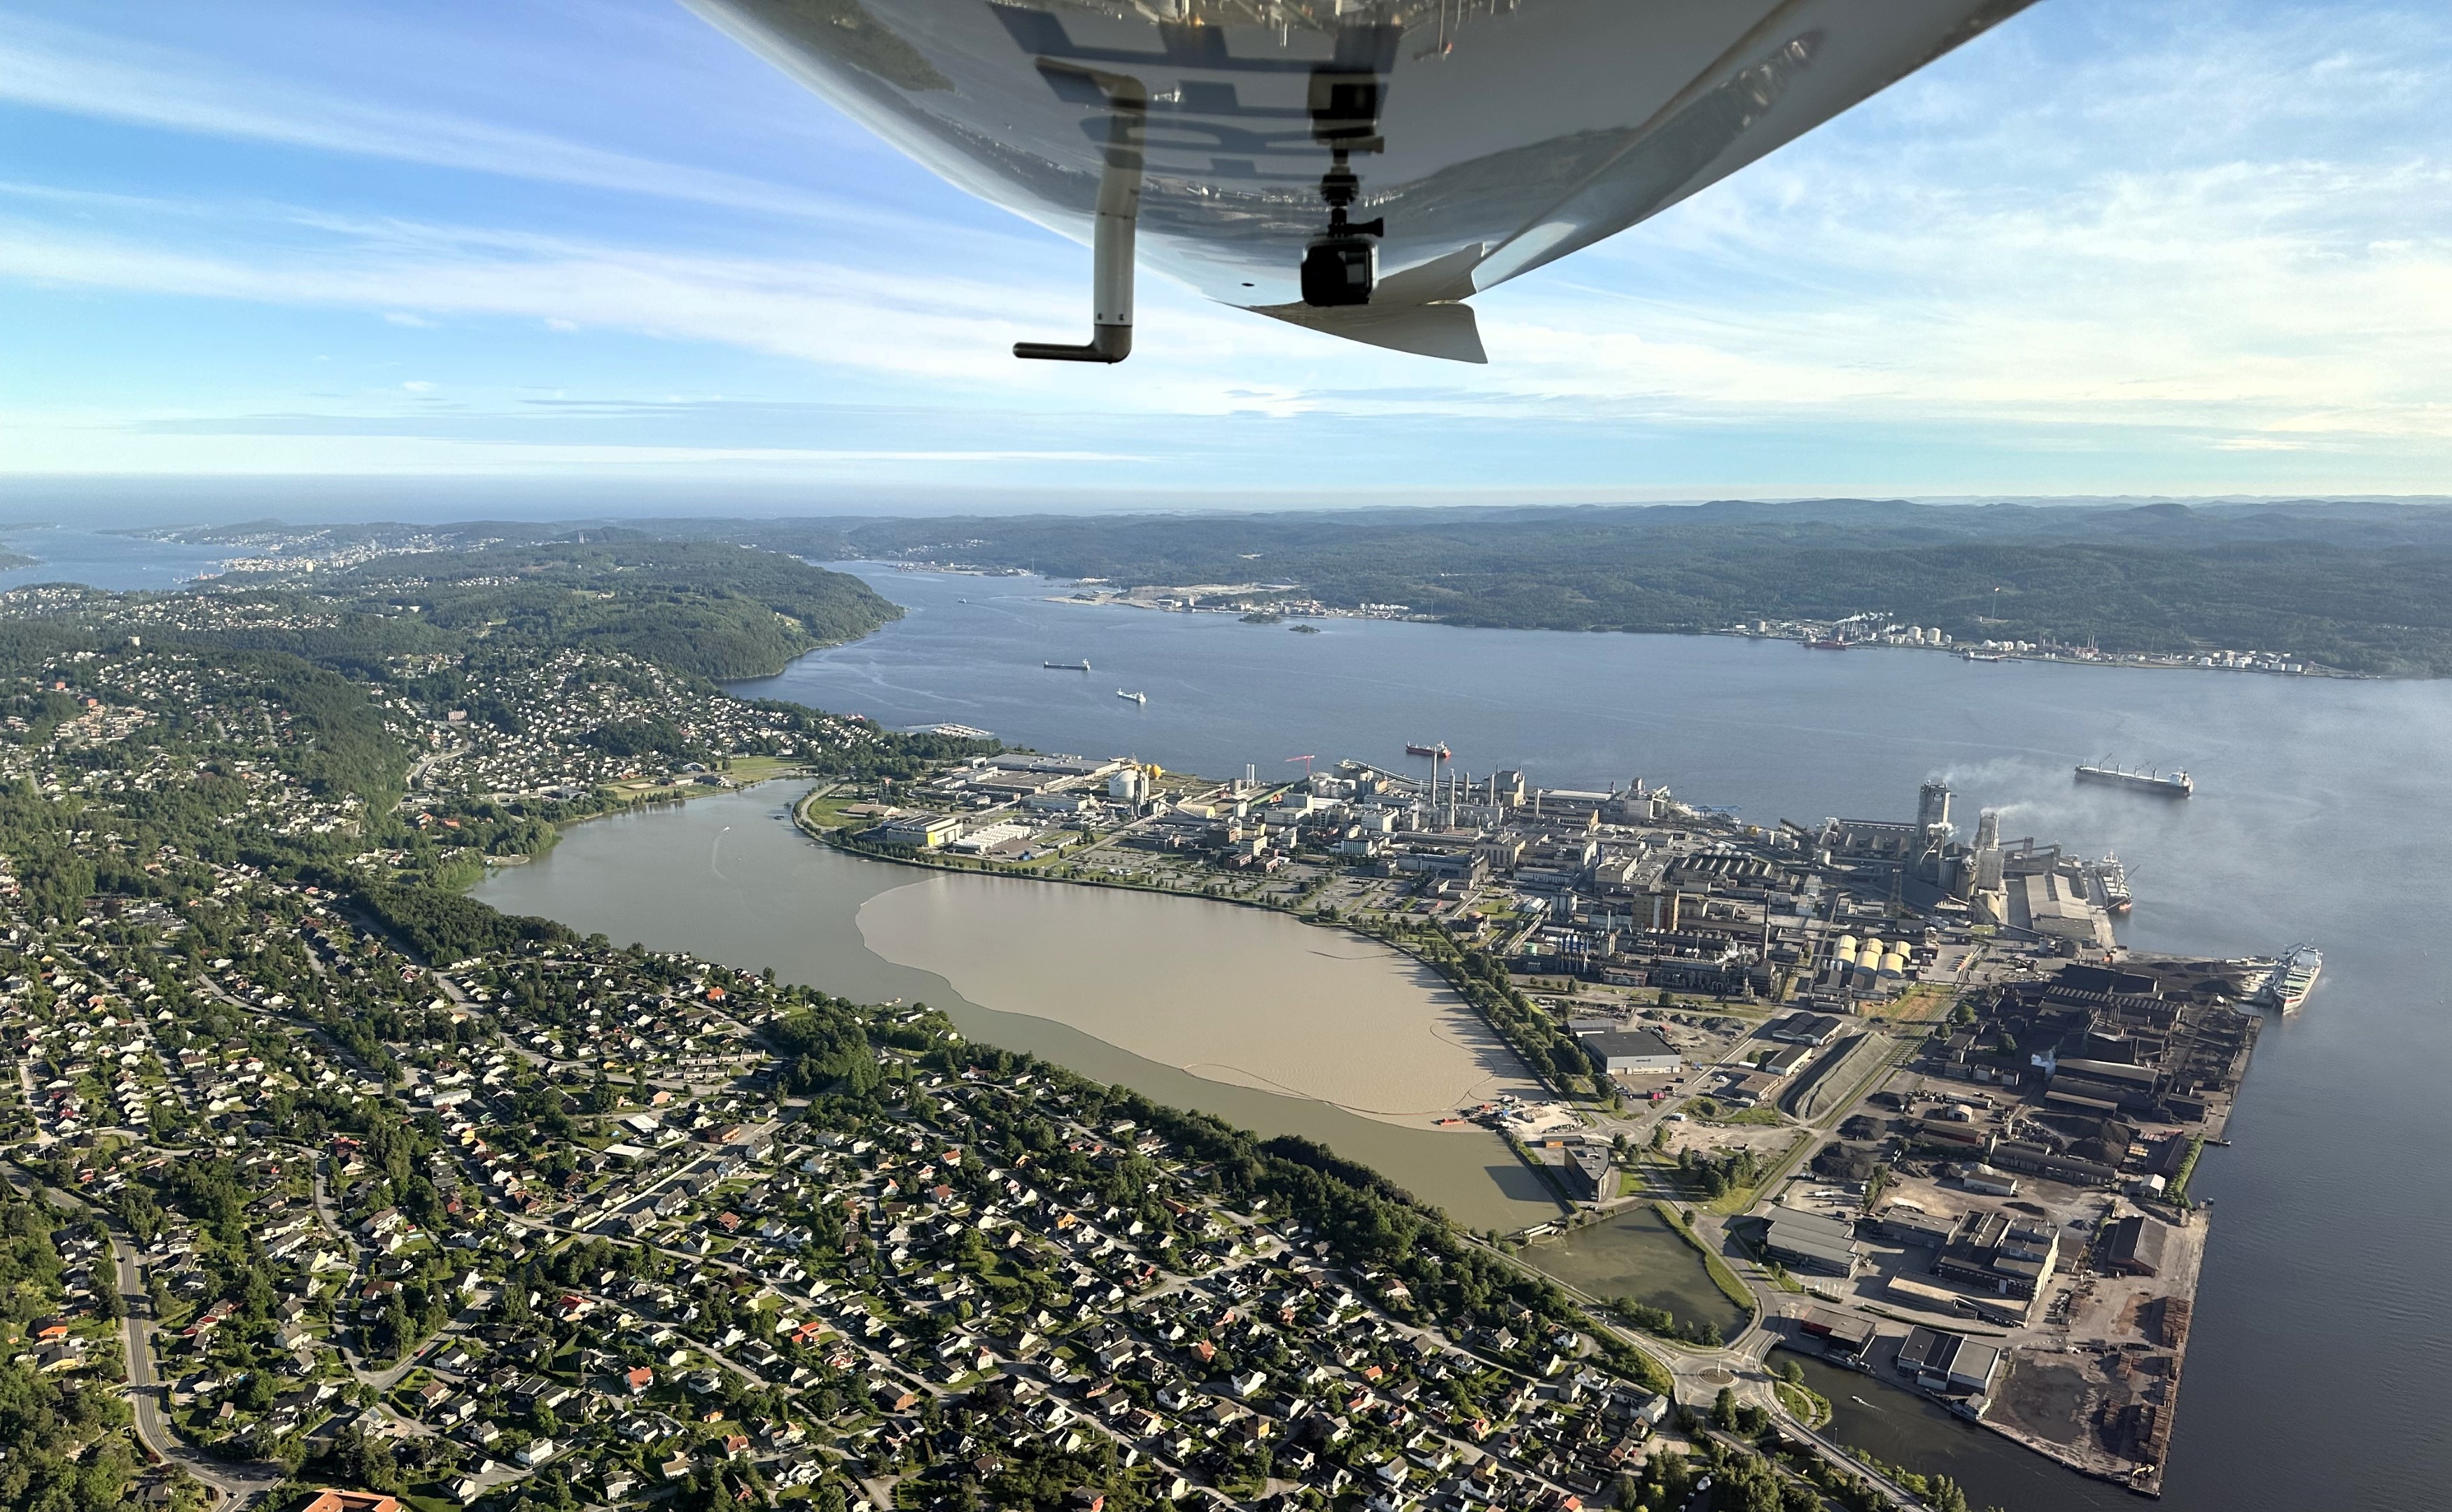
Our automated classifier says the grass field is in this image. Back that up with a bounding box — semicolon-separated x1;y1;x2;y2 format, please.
603;757;802;804
1706;1133;1814;1216
1696;1103;1787;1127
795;790;874;828
1881;983;1959;1023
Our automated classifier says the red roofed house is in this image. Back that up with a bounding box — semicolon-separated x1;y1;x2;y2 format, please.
300;1493;404;1512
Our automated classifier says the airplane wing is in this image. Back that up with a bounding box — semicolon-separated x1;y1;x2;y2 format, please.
685;0;2038;363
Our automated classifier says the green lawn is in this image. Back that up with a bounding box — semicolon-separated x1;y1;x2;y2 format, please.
1697;1105;1787;1127
1705;1133;1814;1216
1776;1378;1833;1427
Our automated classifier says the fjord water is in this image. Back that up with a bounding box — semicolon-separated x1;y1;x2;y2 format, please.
539;566;2446;1512
472;792;1569;1233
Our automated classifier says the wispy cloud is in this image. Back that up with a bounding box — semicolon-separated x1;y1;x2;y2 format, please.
0;15;882;224
1;0;2446;487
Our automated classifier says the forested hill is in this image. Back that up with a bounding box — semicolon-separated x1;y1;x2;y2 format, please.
141;538;904;682
0;537;965;910
330;538;904;680
755;498;2452;677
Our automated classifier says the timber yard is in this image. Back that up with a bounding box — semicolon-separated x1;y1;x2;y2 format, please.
818;747;2290;1501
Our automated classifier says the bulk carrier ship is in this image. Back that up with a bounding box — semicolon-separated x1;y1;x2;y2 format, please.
2259;944;2323;1014
2075;762;2194;798
2087;853;2134;915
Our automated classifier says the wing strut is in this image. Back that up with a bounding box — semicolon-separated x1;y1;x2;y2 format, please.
1016;73;1144;363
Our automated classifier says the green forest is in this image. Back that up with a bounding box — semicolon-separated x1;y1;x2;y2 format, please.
184;538;904;681
0;542;964;975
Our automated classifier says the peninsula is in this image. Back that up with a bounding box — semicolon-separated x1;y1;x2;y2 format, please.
0;528;2272;1512
816;749;2276;1500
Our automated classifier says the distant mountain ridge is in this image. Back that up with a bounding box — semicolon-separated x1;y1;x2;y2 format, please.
127;500;2452;676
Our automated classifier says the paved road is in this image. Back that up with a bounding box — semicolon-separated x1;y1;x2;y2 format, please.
107;1228;290;1504
3;1161;286;1505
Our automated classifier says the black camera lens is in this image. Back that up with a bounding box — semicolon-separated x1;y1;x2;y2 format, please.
1301;237;1376;307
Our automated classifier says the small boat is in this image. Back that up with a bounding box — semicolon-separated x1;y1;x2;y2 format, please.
1405;742;1450;758
1116;690;1147;704
1043;659;1091;671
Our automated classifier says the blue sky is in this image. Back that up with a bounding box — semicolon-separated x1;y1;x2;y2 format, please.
2;0;2448;510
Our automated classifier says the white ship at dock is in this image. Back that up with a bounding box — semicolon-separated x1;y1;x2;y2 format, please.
2087;853;2134;915
2258;944;2323;1014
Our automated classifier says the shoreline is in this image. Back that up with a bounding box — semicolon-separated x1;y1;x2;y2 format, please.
491;750;2246;1505
974;572;2371;680
787;776;2248;1504
847;865;1546;1131
796;790;1585;1114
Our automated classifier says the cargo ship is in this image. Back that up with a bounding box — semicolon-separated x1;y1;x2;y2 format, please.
2089;853;2133;914
1405;742;1450;758
1043;659;1091;671
2260;944;2323;1013
2075;762;2193;798
1116;689;1147;704
1806;636;1853;650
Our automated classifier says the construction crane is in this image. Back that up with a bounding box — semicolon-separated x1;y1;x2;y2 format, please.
1284;755;1317;777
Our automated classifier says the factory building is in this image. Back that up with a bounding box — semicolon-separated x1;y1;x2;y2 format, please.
1916;780;1953;834
2019;868;2113;946
2104;1214;2171;1277
876;813;964;849
1933;1211;2061;1298
1764;1011;1847;1046
1581;1029;1683;1075
1795;1306;1878;1359
1896;1326;2005;1395
1825;780;1957;860
1761;1208;1862;1276
1987;1140;2120;1187
1555;1144;1616;1203
1874;1206;1956;1250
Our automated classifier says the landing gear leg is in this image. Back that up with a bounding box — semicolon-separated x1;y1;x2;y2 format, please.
1016;80;1144;363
